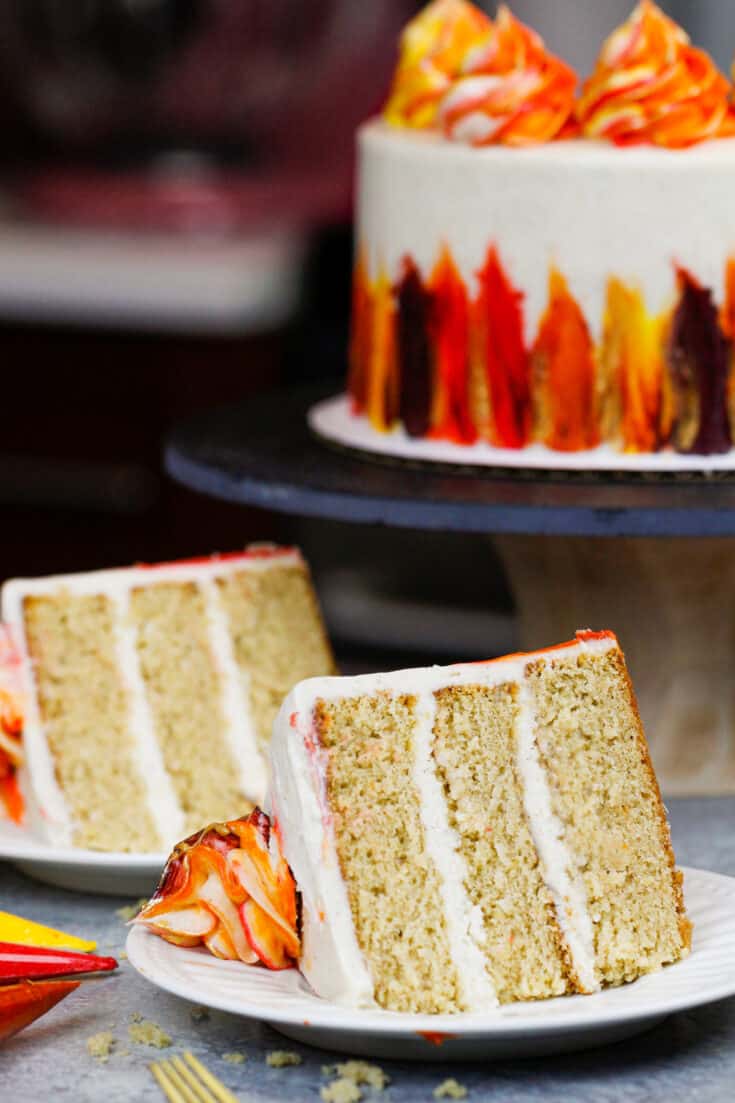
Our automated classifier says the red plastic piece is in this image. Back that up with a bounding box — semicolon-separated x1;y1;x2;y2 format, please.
0;943;117;984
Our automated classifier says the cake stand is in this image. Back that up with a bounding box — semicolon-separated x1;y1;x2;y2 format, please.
165;386;735;796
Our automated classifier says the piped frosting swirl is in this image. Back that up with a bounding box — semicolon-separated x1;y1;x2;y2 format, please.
578;0;735;148
384;1;576;146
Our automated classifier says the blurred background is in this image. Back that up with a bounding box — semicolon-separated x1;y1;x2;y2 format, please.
0;0;731;670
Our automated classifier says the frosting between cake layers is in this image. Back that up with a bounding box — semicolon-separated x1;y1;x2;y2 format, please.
1;548;302;849
114;589;185;850
410;691;499;1010
202;580;267;808
514;681;598;992
272;632;616;1010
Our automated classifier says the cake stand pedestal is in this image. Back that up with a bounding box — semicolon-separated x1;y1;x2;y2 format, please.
165;386;735;796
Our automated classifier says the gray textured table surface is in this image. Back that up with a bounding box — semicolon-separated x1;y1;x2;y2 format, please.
1;797;733;1103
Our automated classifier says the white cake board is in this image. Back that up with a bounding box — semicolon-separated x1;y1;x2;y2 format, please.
309;394;735;474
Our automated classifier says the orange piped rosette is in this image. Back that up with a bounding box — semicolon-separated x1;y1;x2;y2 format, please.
439;5;577;147
385;1;576;147
578;0;735;148
384;0;493;130
136;811;300;971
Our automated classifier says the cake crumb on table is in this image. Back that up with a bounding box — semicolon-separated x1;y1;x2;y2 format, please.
434;1079;468;1099
86;1032;115;1062
115;899;148;922
128;1020;172;1049
266;1050;302;1067
321;1078;363;1103
190;1005;210;1023
322;1061;389;1090
130;1011;143;1023
223;1052;247;1064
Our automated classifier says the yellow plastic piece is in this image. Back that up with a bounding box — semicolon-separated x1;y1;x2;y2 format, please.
0;911;96;952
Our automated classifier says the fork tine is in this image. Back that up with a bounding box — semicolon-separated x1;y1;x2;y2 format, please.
151;1062;189;1103
171;1054;216;1103
183;1051;241;1103
162;1059;207;1103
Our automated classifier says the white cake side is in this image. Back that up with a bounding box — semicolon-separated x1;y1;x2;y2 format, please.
358;120;735;344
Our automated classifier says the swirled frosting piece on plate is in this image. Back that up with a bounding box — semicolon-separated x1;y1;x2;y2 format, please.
0;627;24;825
578;0;735;148
136;811;300;970
384;0;576;146
270;632;691;1013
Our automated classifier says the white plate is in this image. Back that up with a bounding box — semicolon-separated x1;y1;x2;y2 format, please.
310;394;735;474
0;818;166;897
126;866;735;1061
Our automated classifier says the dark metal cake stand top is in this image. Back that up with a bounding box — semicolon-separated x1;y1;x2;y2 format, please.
165;387;735;537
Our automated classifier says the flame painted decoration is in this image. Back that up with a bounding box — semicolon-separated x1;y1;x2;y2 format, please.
349;246;735;456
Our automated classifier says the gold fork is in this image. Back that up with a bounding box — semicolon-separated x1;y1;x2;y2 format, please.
150;1051;240;1103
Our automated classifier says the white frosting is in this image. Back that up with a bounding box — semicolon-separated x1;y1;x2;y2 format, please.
515;681;599;993
358;121;735;343
202;580;267;806
270;633;615;1008
114;590;185;850
1;548;302;849
269;699;375;1009
410;691;499;1010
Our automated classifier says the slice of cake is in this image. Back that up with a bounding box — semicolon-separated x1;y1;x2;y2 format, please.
270;631;691;1012
2;546;336;853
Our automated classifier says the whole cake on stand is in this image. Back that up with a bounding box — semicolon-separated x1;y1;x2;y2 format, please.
313;0;735;468
307;0;735;794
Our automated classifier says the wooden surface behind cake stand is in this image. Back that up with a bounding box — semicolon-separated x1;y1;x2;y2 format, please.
166;386;735;796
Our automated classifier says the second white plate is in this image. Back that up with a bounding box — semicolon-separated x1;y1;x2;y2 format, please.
0;818;166;897
127;866;735;1060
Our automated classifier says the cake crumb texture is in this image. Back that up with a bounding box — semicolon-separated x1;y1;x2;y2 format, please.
24;593;159;852
528;648;691;987
219;564;336;754
266;1050;302;1067
433;683;574;1002
326;1061;389;1090
321;1079;363;1103
128;1020;172;1048
434;1079;468;1099
131;581;245;831
316;692;463;1014
86;1032;115;1062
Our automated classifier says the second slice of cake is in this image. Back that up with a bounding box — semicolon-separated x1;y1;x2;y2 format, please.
270;631;691;1013
2;546;336;853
